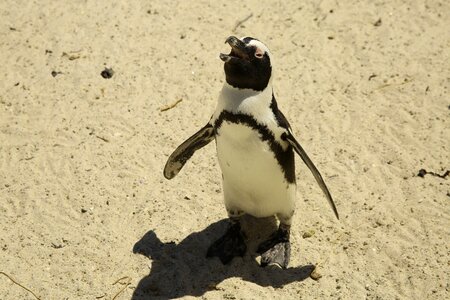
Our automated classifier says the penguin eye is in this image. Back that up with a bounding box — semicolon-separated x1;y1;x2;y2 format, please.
254;48;264;59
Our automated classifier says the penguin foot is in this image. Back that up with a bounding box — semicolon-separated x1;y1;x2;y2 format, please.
257;227;291;269
206;222;247;264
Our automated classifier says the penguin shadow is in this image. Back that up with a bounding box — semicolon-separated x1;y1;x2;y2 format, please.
131;216;314;299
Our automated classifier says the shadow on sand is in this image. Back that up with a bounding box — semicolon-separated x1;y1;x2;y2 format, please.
132;217;314;299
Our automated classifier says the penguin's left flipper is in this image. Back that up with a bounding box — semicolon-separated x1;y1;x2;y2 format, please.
282;131;339;220
163;123;215;179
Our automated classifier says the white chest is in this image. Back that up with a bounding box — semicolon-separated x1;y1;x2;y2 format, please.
215;121;296;218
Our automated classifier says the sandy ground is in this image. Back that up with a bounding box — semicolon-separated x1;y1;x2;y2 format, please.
1;0;449;299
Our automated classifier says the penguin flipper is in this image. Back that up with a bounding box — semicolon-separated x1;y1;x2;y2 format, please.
283;131;339;220
163;123;215;179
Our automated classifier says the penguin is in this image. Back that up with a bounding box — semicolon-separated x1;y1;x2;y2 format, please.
163;36;339;268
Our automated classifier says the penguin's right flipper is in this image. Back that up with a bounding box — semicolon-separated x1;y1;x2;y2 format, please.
163;123;215;179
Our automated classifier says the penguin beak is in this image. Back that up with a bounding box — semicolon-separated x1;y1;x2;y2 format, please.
220;36;249;62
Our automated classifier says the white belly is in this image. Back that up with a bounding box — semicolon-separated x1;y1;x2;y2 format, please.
216;121;296;218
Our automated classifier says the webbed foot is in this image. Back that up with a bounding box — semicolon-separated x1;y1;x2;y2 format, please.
257;225;291;268
206;222;247;264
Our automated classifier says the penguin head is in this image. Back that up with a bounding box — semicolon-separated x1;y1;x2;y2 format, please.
220;36;272;91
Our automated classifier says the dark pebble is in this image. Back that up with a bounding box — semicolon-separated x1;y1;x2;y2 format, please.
101;68;114;79
81;208;88;213
417;169;427;178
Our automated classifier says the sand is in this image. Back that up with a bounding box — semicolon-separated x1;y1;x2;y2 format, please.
1;0;449;299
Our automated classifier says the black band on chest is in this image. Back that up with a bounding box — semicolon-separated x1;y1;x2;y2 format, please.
214;111;295;183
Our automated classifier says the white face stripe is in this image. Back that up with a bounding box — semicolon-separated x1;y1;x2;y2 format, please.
246;39;272;60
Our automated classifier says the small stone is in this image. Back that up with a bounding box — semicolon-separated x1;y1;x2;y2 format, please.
101;68;114;79
374;18;382;26
310;267;322;280
417;169;427;177
303;230;315;238
81;208;87;213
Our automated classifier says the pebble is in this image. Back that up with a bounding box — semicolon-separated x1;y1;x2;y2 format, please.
303;230;315;238
101;68;114;79
310;267;322;280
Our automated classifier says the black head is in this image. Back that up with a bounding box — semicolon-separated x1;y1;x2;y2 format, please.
220;36;272;91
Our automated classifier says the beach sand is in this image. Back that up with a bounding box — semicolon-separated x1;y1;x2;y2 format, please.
1;0;449;299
